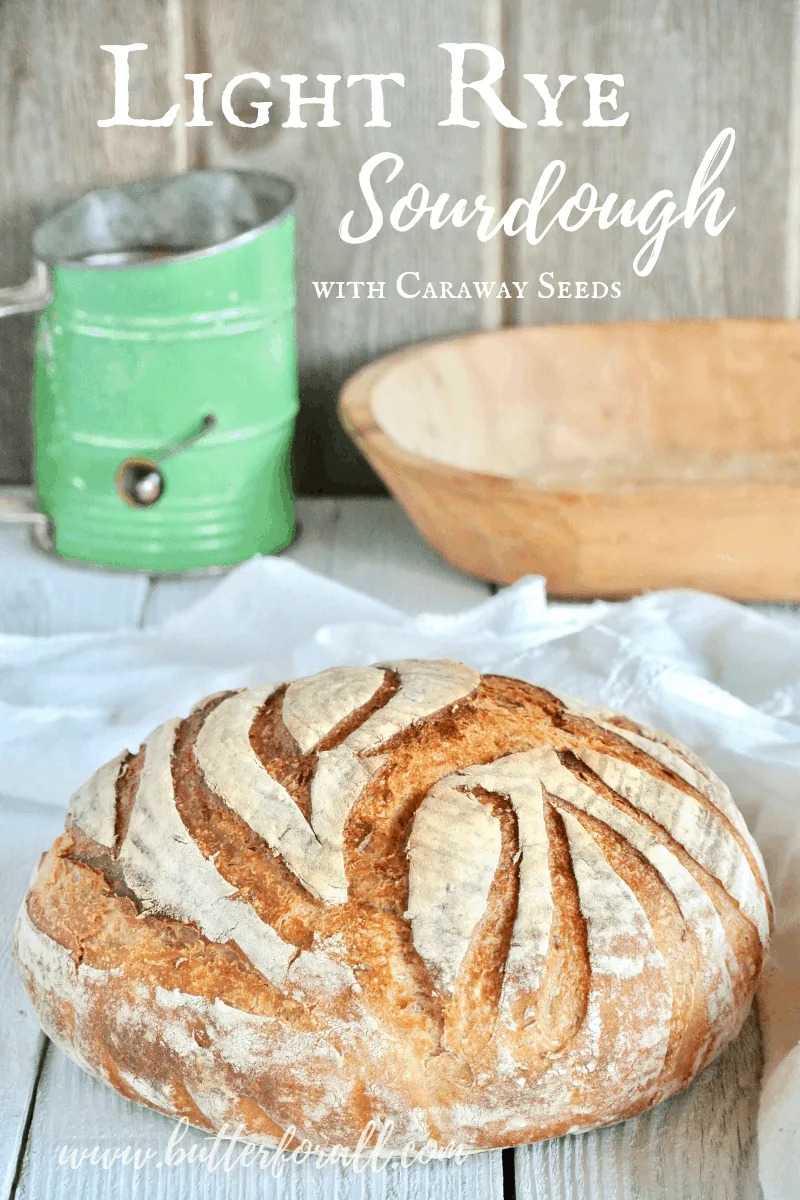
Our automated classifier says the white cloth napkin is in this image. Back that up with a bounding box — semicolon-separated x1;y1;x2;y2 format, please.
1;556;798;1197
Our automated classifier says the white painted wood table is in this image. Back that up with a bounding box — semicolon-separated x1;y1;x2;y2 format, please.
0;495;763;1200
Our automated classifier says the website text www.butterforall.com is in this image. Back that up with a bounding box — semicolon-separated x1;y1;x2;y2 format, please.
56;1118;471;1176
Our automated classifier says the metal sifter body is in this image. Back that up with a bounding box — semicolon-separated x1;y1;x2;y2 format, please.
1;169;298;573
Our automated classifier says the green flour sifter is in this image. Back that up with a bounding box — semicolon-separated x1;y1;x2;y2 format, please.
0;169;298;572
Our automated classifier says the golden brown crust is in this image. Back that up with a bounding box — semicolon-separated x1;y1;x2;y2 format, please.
14;662;770;1152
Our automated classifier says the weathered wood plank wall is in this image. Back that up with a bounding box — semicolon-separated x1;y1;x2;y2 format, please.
0;0;186;484
0;0;794;492
507;0;795;326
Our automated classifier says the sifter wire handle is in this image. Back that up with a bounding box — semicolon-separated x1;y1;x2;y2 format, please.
0;262;53;319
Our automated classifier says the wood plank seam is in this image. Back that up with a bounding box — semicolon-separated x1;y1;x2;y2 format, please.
497;0;521;332
184;0;212;170
7;1039;47;1200
785;0;800;316
167;0;190;174
502;1146;518;1200
481;0;506;332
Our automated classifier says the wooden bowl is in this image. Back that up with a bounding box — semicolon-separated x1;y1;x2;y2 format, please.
339;320;800;600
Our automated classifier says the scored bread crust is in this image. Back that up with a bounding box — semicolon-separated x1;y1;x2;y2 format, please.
14;660;771;1152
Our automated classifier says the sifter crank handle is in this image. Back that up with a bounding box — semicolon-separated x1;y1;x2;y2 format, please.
154;414;218;464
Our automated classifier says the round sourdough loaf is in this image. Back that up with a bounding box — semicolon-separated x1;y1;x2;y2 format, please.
14;659;771;1153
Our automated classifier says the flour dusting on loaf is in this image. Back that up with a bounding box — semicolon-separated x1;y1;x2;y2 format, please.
407;781;501;995
15;660;771;1153
119;717;298;987
67;749;127;849
282;666;385;754
441;756;554;1005
578;747;770;944
195;686;349;905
